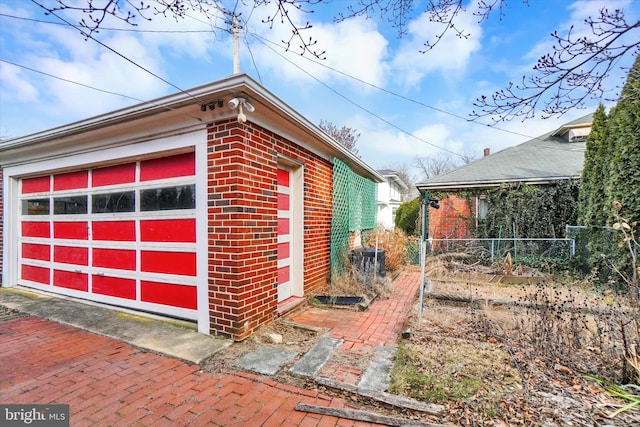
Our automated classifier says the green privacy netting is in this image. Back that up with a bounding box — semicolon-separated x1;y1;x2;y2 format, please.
330;158;377;280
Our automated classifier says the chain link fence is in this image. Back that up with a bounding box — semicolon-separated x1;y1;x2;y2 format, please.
405;226;635;281
425;238;575;264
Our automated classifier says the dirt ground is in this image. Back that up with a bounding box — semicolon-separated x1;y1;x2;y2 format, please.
410;255;640;426
201;256;640;426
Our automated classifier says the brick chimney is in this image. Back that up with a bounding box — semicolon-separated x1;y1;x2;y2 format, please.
483;147;490;157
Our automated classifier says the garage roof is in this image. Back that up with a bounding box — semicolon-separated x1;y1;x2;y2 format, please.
1;73;382;183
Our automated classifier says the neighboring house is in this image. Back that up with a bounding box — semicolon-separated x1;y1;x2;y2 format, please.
0;74;381;340
376;169;409;229
416;113;593;240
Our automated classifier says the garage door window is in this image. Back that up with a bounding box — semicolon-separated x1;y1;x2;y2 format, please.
22;199;50;215
141;184;195;211
54;196;88;215
92;192;135;213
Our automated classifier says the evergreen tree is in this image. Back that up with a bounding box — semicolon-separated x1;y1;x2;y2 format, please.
605;55;640;224
578;104;608;226
395;197;421;236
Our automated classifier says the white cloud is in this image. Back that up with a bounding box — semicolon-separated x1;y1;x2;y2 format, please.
391;8;482;87
244;7;388;88
0;62;39;102
137;8;226;60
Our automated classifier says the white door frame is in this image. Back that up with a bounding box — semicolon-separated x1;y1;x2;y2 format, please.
277;157;304;300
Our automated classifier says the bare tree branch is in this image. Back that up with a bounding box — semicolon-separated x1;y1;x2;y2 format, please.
34;0;640;122
414;154;456;179
472;8;640;121
318;120;361;157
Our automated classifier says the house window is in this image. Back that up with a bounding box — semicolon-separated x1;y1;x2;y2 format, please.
477;195;488;220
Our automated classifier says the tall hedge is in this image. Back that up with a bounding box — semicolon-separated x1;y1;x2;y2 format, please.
576;55;640;282
578;55;640;226
395;197;421;236
605;55;640;224
578;104;608;227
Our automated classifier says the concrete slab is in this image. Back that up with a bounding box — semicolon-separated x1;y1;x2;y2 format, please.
357;346;396;392
289;336;342;378
0;287;230;364
235;346;297;375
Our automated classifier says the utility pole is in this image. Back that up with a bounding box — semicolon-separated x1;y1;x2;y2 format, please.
232;14;240;74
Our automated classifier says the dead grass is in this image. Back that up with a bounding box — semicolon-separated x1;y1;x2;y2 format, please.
390;335;520;406
371;227;410;272
388;254;640;426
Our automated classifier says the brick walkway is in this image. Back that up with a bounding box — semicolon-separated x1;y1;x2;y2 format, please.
0;271;422;425
288;270;421;385
0;317;381;426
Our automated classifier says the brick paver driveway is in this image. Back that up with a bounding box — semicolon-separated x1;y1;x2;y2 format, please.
1;317;379;426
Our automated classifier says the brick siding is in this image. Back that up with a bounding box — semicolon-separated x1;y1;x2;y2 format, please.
429;194;472;241
0;167;3;283
207;120;332;340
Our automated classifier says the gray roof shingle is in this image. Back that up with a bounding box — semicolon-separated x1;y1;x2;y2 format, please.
417;113;593;191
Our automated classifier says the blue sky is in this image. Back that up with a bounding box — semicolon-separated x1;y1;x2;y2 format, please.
1;0;638;180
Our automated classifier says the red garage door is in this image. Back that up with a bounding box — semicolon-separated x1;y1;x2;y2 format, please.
18;152;198;320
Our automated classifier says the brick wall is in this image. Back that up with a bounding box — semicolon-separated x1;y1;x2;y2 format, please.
429;194;473;240
207;120;333;340
0;167;3;283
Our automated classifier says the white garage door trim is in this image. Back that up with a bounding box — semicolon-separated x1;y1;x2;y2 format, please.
2;131;210;333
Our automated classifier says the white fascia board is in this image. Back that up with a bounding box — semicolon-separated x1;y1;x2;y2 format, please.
384;174;409;191
1;73;382;182
417;176;578;192
227;78;383;183
0;74;248;150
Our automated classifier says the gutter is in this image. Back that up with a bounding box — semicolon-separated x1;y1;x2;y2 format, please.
416;175;580;193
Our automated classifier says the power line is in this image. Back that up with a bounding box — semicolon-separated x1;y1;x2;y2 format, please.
0;58;204;123
6;6;536;142
248;32;465;159
30;1;211;107
0;12;225;33
251;33;538;141
248;32;595;152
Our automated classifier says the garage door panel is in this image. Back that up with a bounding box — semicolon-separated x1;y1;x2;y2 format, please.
140;219;196;243
54;270;88;291
92;221;136;241
54;170;88;191
22;243;50;261
93;275;136;300
54;246;89;265
54;221;88;239
22;221;50;238
93;248;136;270
22;176;50;194
140;152;195;181
141;251;196;276
92;163;136;187
141;281;197;309
21;265;50;284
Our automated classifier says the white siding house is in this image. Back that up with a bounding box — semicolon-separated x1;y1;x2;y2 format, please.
376;170;409;229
